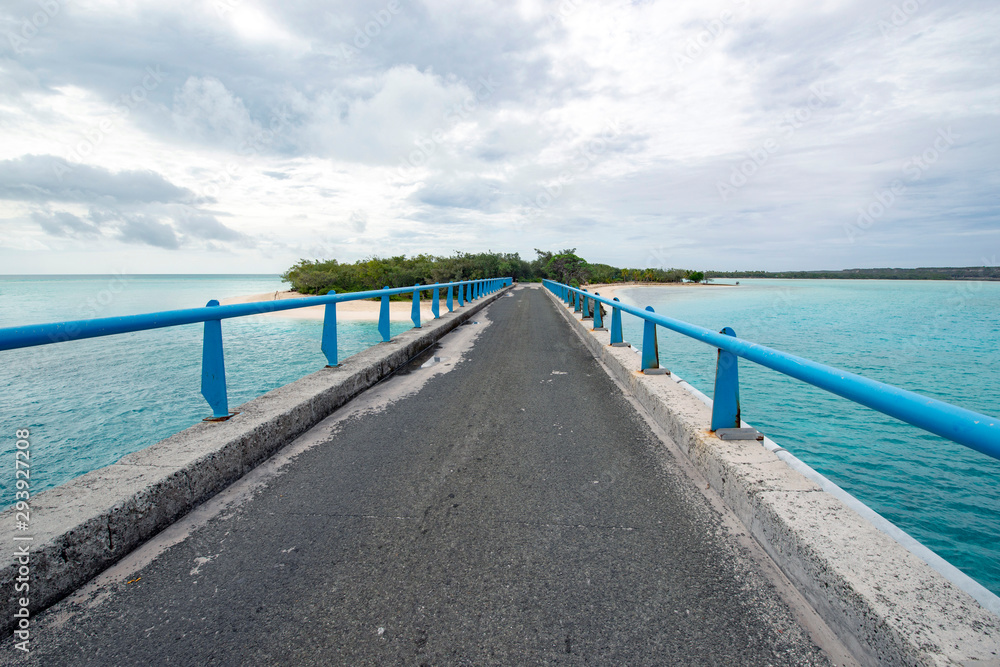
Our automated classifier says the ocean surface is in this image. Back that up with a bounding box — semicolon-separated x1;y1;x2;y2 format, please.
0;275;409;506
613;279;1000;597
1;276;998;598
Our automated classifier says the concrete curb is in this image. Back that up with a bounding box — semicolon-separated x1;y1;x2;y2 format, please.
1;286;510;633
542;287;999;667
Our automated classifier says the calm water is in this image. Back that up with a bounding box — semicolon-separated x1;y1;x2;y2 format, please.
3;277;999;598
0;275;410;504
613;279;1000;596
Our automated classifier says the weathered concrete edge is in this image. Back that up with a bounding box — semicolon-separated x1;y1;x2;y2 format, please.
542;287;999;667
664;365;1000;617
0;286;510;633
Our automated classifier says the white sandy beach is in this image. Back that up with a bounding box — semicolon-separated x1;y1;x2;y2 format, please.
583;281;735;302
223;282;733;320
221;290;443;322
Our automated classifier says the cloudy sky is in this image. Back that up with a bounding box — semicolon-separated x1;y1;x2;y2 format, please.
1;0;998;274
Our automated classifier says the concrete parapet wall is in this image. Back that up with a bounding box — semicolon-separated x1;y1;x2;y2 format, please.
0;286;510;633
542;287;999;666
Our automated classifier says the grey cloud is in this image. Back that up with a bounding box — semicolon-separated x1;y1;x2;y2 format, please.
414;179;505;211
172;76;260;149
116;214;181;249
349;210;367;233
30;210;101;238
263;171;291;179
172;207;250;243
0;155;196;204
2;0;567;163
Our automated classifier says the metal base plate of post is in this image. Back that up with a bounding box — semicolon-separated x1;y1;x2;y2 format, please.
203;411;240;423
642;368;670;375
715;427;763;441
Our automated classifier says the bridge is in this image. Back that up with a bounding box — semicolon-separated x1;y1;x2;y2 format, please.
1;282;998;665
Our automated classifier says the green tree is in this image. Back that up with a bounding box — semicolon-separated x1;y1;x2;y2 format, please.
686;270;705;283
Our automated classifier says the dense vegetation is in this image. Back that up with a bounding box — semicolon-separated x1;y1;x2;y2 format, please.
281;249;702;295
705;267;1000;281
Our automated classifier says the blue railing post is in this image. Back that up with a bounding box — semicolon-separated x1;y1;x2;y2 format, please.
412;284;421;328
321;290;338;367
201;300;230;420
379;287;391;341
640;306;661;372
432;287;440;318
593;293;605;330
574;290;581;312
468;281;473;302
611;297;624;345
711;327;741;430
582;290;592;318
447;284;454;312
458;282;465;307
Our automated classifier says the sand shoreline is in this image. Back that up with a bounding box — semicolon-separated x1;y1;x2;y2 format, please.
582;281;733;302
220;290;441;322
222;281;729;320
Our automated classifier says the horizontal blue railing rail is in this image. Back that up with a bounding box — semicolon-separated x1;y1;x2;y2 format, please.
0;277;512;420
542;279;1000;462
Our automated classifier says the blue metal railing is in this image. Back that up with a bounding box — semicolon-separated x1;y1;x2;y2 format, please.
0;278;512;420
543;279;1000;462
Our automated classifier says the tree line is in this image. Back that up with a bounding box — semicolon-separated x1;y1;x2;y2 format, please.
705;267;1000;281
281;249;705;295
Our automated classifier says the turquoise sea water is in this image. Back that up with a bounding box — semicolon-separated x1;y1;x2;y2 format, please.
2;276;998;598
613;279;1000;597
0;275;410;505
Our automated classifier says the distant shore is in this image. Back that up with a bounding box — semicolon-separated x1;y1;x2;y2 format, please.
225;281;732;320
221;290;439;322
583;281;733;302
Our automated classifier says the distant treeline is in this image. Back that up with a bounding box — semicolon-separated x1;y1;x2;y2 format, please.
705;267;1000;281
281;249;704;295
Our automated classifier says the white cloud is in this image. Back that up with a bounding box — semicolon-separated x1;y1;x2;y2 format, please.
0;0;997;273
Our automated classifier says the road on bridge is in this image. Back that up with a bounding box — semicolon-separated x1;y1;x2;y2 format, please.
4;286;838;665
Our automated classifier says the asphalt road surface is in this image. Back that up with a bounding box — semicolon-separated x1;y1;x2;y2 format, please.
3;286;833;666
